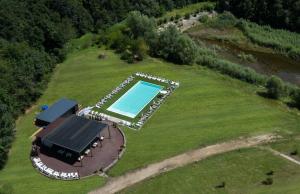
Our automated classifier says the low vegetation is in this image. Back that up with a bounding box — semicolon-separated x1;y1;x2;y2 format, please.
0;0;202;170
198;12;300;60
1;47;300;194
101;12;198;64
121;148;300;193
157;1;215;23
238;21;300;60
266;76;285;99
101;11;300;110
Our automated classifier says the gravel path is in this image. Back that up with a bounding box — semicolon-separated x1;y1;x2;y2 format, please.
89;134;278;194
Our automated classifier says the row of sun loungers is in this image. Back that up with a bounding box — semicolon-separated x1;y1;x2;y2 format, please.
96;76;135;108
32;157;79;180
135;72;180;86
135;87;175;128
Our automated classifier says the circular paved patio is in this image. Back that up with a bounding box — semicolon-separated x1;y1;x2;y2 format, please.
32;121;125;179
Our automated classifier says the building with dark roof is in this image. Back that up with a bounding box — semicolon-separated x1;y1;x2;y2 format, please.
41;115;107;156
35;99;78;126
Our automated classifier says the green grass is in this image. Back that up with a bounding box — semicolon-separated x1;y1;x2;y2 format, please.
271;138;300;160
0;46;299;194
92;76;170;124
160;2;215;20
120;148;300;194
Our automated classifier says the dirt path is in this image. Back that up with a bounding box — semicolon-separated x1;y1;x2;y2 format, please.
89;134;278;194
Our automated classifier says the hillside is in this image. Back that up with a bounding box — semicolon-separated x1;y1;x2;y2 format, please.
1;46;300;193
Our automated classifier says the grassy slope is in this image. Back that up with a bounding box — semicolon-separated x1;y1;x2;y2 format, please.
160;2;215;19
0;46;299;194
121;148;300;194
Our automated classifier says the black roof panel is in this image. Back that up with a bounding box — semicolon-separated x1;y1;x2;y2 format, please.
42;115;107;154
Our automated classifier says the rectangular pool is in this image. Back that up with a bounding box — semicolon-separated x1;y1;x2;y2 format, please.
107;81;163;118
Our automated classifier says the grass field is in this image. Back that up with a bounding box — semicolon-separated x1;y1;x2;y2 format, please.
0;45;299;194
121;148;300;194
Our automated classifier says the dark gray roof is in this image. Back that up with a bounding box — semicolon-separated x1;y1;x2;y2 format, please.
36;99;77;123
42;115;107;154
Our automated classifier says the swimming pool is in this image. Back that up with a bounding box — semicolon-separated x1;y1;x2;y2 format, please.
107;81;163;118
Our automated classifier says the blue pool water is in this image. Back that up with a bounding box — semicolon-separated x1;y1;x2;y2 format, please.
107;81;163;118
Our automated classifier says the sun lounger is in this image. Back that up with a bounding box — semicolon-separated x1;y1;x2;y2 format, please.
92;142;98;148
53;171;60;177
60;172;68;179
84;149;90;155
78;155;84;161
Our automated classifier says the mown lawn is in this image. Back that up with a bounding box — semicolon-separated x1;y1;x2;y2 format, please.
121;148;300;194
0;46;299;194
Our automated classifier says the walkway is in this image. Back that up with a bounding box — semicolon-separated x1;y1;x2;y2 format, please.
89;133;278;194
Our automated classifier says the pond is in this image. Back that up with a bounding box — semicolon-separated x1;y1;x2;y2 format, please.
198;38;300;85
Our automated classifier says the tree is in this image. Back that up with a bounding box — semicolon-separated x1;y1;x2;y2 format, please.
151;26;198;64
125;11;156;40
266;76;284;99
292;89;300;108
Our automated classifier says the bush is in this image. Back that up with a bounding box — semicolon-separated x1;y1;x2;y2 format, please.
290;149;298;156
175;14;181;20
196;55;267;85
125;11;156;40
292;89;300;108
266;76;285;99
262;177;273;185
199;15;209;23
184;13;190;20
150;26;198;64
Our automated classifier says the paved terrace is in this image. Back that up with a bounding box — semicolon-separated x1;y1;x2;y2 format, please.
36;121;125;178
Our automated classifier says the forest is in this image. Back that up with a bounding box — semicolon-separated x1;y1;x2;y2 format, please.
217;0;300;32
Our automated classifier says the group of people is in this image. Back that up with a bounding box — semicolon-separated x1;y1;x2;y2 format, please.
32;157;79;180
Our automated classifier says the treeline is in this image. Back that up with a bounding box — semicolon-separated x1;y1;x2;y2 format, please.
101;11;300;108
0;0;206;169
217;0;300;32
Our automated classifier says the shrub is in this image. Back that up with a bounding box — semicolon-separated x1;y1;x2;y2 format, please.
262;177;273;185
290;149;298;156
196;55;267;85
125;11;156;39
292;89;300;108
150;26;198;64
266;170;274;176
184;13;190;20
175;14;181;20
266;76;285;99
199;15;209;23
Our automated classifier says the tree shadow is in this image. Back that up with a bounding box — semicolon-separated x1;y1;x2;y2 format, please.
257;91;271;98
